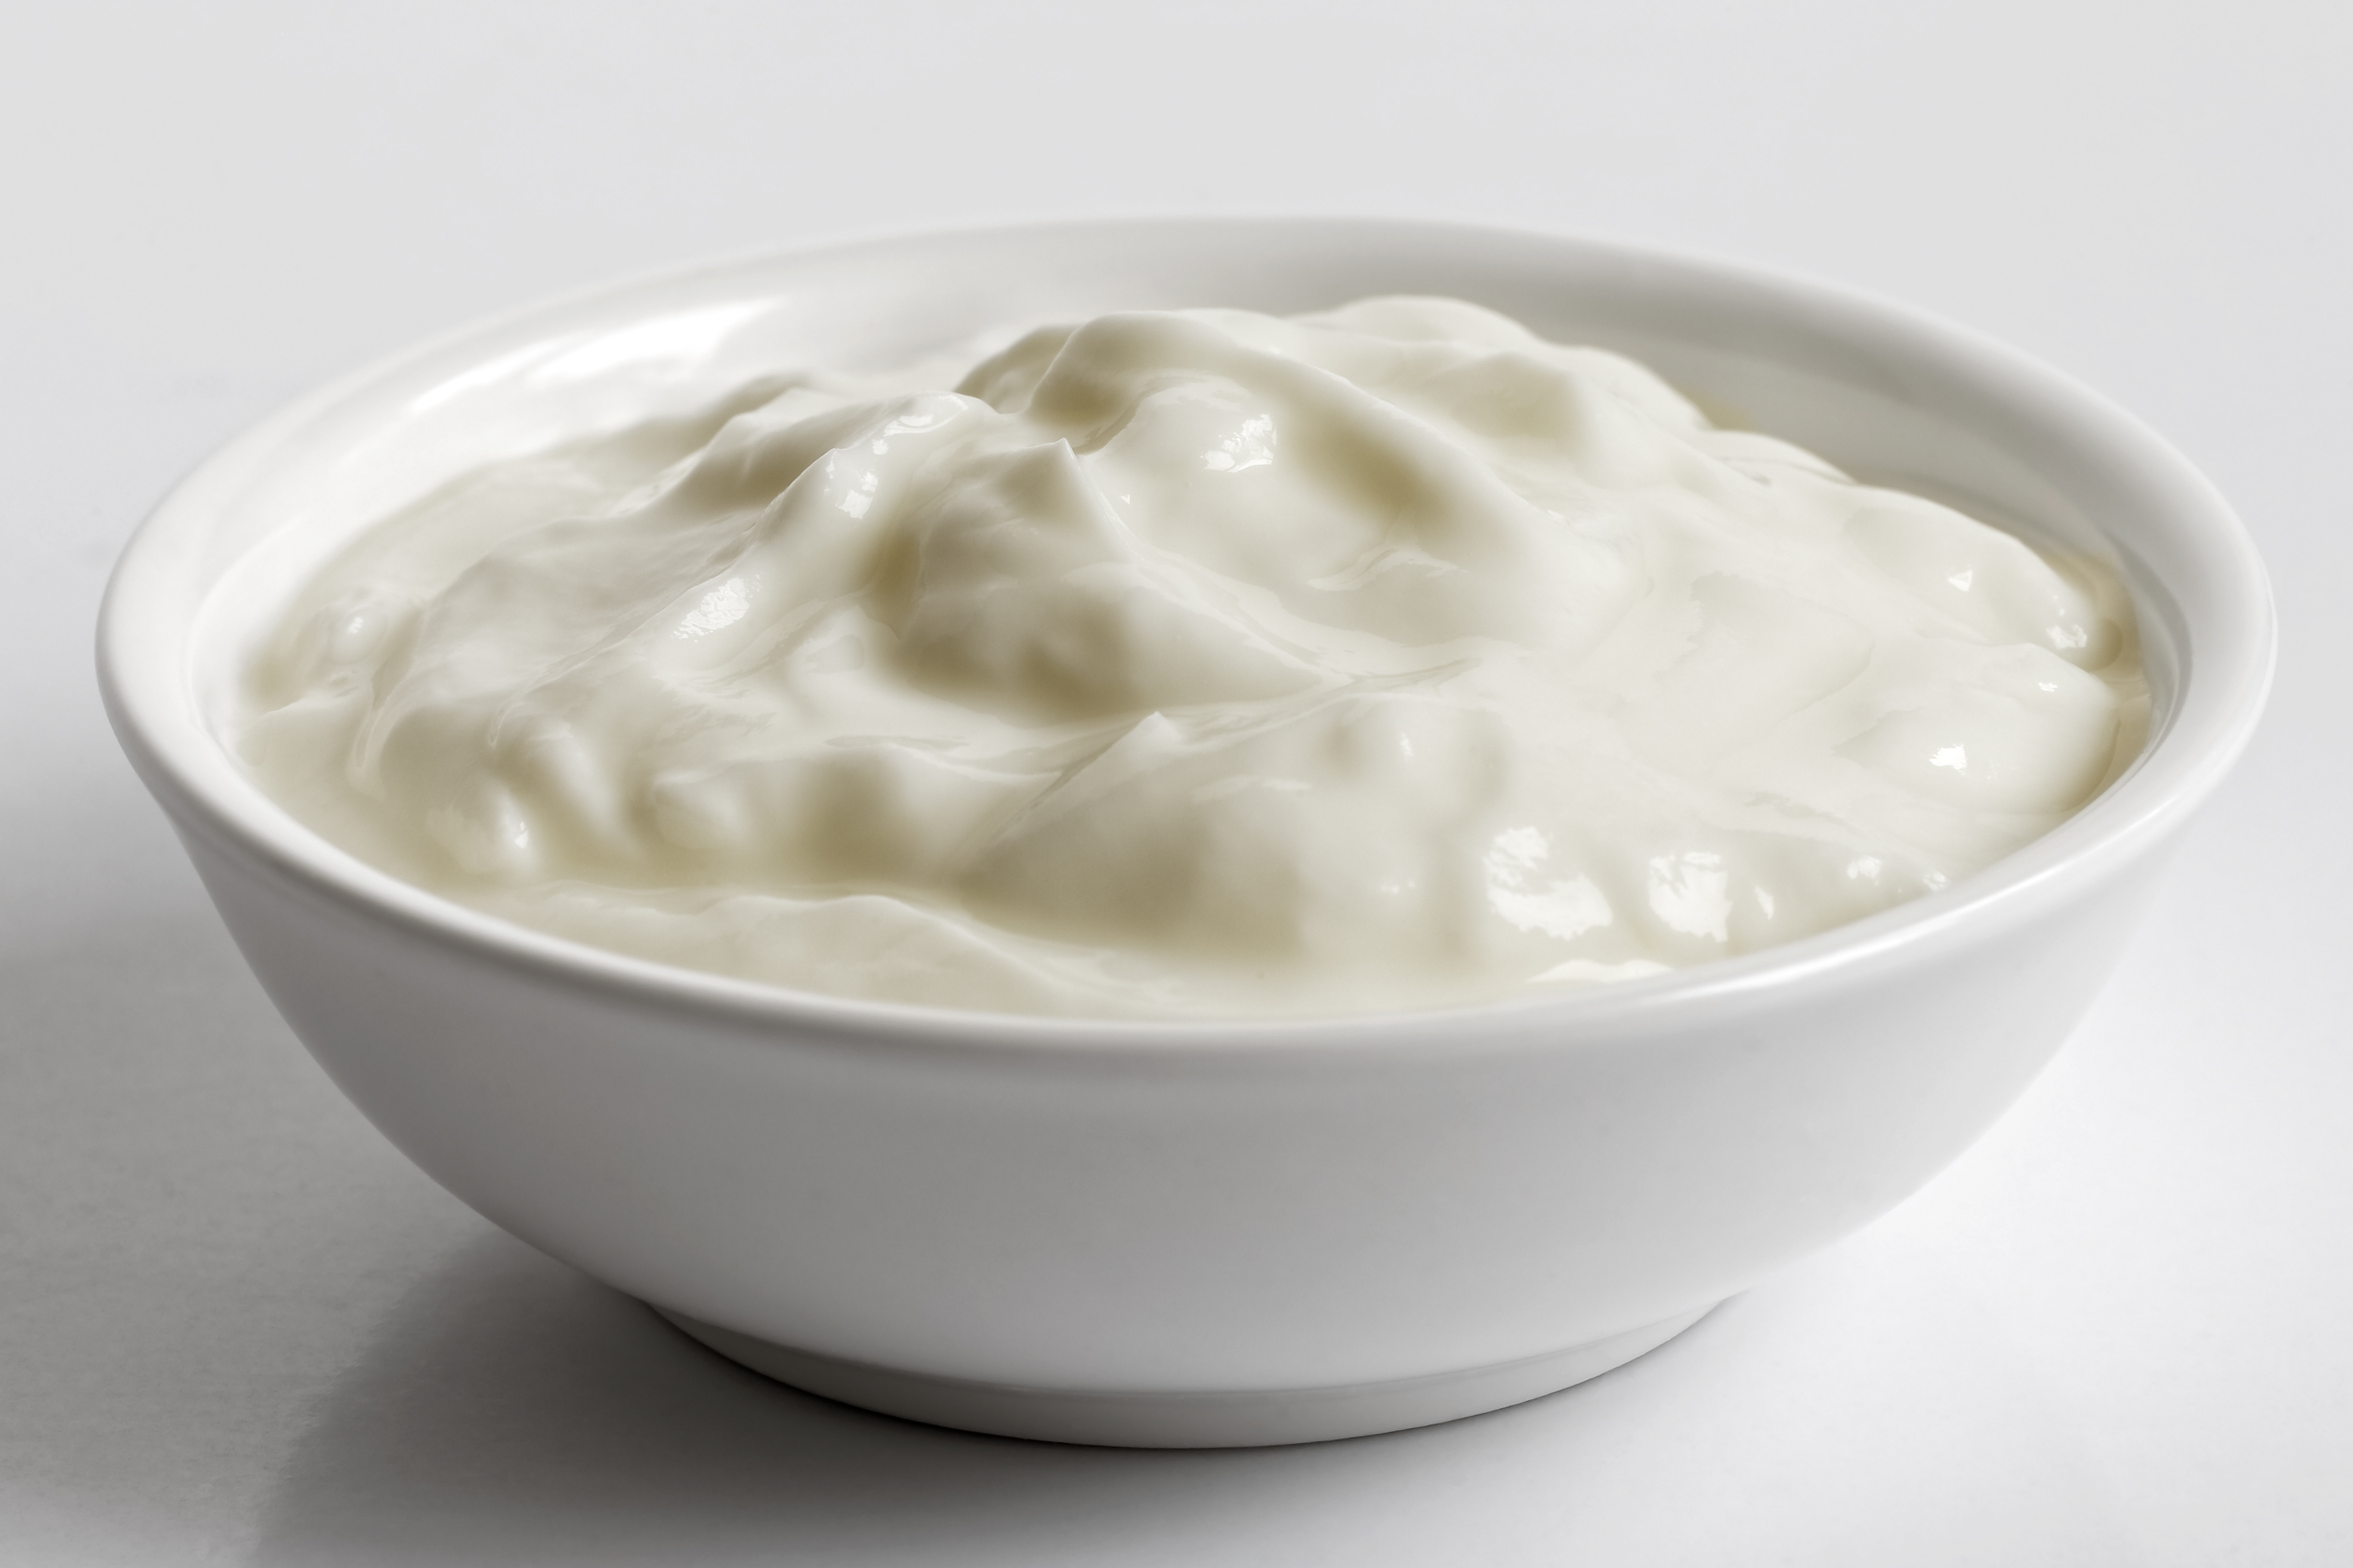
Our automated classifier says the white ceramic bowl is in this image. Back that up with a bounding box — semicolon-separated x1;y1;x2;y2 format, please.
100;220;2274;1447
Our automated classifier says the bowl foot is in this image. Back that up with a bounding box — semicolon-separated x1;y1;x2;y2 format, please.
652;1302;1716;1447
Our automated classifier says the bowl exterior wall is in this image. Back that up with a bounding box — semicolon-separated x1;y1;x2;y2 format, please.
171;796;2172;1393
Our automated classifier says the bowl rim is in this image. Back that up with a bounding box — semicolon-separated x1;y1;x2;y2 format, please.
97;215;2279;1061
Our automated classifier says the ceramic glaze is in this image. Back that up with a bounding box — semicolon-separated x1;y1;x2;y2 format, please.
101;222;2272;1445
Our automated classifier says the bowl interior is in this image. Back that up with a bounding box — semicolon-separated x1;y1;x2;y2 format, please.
104;219;2274;1031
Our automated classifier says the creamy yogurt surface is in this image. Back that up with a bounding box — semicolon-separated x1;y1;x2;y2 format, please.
239;298;2146;1016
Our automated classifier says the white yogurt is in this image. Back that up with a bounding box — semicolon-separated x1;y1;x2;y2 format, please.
239;298;2146;1016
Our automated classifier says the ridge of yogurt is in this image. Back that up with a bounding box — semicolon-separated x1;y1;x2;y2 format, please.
238;296;2147;1018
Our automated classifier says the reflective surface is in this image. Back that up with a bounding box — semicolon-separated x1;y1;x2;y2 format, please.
4;892;2309;1563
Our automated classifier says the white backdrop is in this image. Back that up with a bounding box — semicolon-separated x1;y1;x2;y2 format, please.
4;4;2347;1563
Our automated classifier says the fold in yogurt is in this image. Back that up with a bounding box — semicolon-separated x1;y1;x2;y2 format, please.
240;297;2147;1016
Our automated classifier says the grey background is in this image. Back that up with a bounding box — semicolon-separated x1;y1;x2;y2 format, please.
5;2;2347;1562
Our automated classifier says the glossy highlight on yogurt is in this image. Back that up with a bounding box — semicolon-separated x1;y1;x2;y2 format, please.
239;298;2147;1016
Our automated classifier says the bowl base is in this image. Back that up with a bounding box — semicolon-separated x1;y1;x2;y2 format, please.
652;1302;1716;1447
